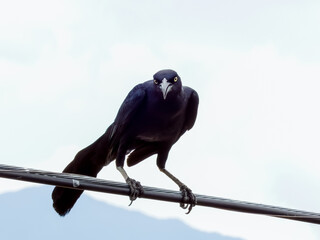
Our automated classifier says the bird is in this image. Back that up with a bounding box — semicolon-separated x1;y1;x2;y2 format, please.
52;69;199;216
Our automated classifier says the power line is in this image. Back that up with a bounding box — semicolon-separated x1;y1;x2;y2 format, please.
0;163;319;225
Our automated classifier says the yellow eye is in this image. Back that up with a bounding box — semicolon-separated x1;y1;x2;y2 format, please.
174;77;178;82
154;79;159;85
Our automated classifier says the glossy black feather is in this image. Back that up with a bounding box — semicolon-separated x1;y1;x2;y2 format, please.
52;69;199;215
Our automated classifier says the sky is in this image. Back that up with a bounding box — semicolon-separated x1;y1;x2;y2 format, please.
1;0;320;239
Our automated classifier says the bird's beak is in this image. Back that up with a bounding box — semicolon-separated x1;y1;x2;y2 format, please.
160;78;172;100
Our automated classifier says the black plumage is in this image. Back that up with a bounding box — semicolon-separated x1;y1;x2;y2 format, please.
52;69;199;216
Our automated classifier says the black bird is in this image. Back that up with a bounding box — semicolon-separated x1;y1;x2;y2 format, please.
52;69;199;216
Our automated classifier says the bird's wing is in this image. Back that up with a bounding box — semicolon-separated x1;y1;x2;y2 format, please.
181;87;199;134
110;84;147;139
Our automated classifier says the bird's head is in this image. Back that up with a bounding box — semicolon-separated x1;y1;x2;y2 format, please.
153;69;182;100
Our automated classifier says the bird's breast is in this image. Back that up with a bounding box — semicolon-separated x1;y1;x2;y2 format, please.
135;110;184;142
132;91;186;142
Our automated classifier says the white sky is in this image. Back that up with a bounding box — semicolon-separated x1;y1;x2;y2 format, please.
1;0;320;239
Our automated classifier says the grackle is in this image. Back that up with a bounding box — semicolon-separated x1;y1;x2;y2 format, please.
52;69;199;216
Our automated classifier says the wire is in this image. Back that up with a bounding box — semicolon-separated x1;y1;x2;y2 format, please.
0;163;320;225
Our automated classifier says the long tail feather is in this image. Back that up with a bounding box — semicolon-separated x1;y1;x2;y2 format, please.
51;133;110;216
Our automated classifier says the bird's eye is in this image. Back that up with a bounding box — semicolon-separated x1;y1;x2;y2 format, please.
173;77;178;82
154;80;158;85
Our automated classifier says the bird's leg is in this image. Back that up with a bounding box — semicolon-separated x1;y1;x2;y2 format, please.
159;168;197;214
117;166;144;206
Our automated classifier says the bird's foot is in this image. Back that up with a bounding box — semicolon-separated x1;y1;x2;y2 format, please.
126;177;144;206
180;185;197;214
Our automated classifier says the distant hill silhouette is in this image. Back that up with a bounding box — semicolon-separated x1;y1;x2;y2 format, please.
0;186;243;240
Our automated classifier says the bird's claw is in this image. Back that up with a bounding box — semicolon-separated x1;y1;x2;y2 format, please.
180;185;197;214
126;178;144;206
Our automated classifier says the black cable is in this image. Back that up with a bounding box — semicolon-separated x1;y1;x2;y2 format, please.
0;163;320;224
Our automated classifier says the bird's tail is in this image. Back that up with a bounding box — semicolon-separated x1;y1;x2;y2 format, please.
51;133;111;216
